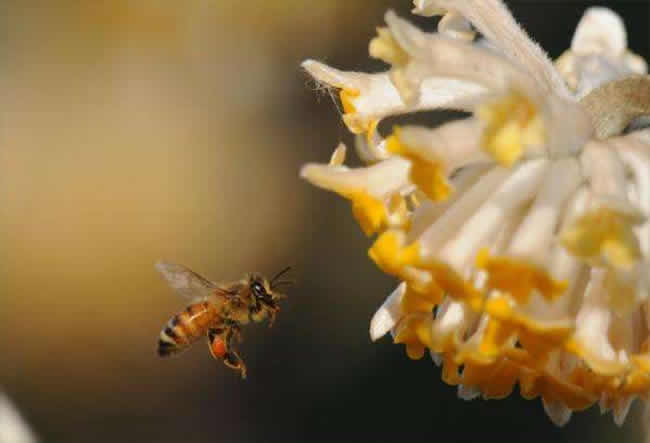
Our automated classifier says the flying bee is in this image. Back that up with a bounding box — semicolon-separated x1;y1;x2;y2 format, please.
155;261;292;379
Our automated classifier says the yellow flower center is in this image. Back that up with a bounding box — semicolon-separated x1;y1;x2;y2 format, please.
560;207;643;269
477;90;545;167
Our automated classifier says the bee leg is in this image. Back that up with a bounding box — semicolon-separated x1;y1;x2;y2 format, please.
268;307;280;328
223;351;247;379
223;324;247;379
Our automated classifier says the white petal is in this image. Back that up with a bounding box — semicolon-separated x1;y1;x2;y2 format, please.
430;350;443;366
417;165;509;257
613;138;650;256
412;0;445;17
507;158;582;263
410;0;570;98
439;159;549;270
300;156;411;199
623;51;648;75
369;282;406;341
612;396;636;427
0;393;38;443
407;164;493;243
457;384;481;401
354;134;390;164
559;7;647;97
571;8;627;57
581;140;629;201
438;11;476;42
542;397;572;427
384;12;536;98
397;119;490;172
432;299;474;343
573;269;622;374
302;59;484;131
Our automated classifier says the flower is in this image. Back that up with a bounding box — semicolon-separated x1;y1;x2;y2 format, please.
301;0;650;427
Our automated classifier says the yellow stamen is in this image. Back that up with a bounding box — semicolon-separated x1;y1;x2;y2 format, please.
339;89;370;133
477;90;545;167
347;191;388;237
476;248;568;303
477;319;516;360
560;207;643;269
368;230;420;276
339;88;359;115
393;312;434;359
386;128;452;202
419;260;484;310
462;359;519;399
484;294;573;358
400;284;443;314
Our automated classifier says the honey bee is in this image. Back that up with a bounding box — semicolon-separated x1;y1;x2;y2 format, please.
155;261;292;379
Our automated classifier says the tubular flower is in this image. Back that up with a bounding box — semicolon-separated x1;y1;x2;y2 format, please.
301;1;650;427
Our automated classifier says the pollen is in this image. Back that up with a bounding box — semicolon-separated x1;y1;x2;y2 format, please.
477;90;545;167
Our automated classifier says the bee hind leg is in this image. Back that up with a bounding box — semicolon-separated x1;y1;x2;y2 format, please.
224;324;247;379
223;351;247;380
208;325;247;379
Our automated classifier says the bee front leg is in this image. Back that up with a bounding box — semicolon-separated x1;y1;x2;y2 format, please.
268;307;280;328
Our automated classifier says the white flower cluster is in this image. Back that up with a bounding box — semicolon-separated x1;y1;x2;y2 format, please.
301;0;649;427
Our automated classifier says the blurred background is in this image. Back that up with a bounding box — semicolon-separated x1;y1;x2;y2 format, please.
1;1;648;442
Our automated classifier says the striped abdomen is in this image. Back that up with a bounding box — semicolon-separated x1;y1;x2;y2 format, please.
158;301;220;357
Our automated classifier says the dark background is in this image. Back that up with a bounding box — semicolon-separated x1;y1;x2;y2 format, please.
1;1;648;442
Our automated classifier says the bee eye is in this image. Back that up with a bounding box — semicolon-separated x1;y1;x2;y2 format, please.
252;282;265;297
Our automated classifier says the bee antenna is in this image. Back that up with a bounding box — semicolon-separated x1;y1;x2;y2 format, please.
271;280;294;289
270;266;292;287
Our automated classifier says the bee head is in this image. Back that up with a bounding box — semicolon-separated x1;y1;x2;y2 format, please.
248;267;292;315
249;275;275;308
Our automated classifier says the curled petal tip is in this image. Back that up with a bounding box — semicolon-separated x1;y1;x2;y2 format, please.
369;283;406;341
543;398;573;427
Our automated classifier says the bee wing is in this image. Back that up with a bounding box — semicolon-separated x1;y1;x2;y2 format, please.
155;261;220;299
